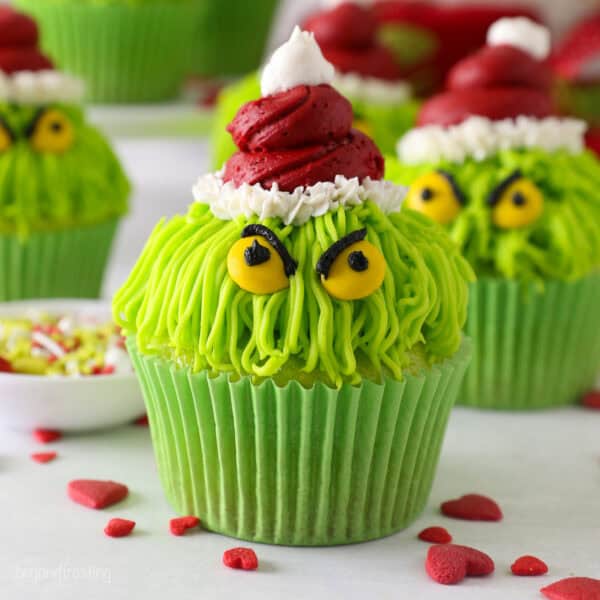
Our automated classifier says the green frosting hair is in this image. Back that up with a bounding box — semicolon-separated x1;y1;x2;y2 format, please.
212;72;418;169
0;102;129;236
114;201;473;387
386;148;600;282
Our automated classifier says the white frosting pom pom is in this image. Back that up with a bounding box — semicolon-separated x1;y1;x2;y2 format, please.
487;17;551;61
261;27;335;96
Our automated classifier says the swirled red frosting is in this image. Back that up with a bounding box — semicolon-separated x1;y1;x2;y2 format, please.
223;84;384;192
304;3;401;81
418;32;554;127
0;7;53;74
448;45;552;91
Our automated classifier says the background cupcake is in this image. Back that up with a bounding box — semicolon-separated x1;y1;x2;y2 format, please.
387;18;600;410
212;0;419;169
0;7;129;300
114;29;473;546
14;0;201;103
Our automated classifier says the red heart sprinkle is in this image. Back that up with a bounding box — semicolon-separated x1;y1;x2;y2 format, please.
223;547;258;571
582;391;600;410
68;480;129;509
104;518;136;538
426;544;495;585
170;516;200;536
134;414;149;427
541;577;600;600
0;356;13;372
441;493;503;521
33;428;62;444
511;555;548;576
418;526;452;544
31;451;57;464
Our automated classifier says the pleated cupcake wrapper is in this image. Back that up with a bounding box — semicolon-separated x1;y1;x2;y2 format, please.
0;220;118;301
14;0;200;103
128;339;471;546
460;274;600;410
191;0;280;77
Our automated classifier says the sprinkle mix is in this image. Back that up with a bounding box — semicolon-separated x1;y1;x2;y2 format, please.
0;312;130;377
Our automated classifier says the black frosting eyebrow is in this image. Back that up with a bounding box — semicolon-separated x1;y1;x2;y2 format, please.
487;170;523;206
316;228;367;280
437;170;466;205
24;108;47;139
241;224;298;277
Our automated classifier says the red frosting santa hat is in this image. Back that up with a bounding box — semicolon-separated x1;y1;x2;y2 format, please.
398;17;587;165
0;6;83;104
304;1;402;82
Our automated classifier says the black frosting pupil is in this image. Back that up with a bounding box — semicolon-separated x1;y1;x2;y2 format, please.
348;250;369;272
421;187;434;201
512;191;526;207
50;121;63;133
244;239;271;267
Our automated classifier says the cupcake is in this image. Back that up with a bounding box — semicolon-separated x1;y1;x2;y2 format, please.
212;1;419;169
14;0;200;103
114;28;473;546
387;18;600;410
0;7;129;300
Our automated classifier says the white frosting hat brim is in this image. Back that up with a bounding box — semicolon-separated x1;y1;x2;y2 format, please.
0;70;85;104
397;116;588;165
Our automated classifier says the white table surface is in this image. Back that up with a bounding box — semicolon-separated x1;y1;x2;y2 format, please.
1;139;599;599
1;406;599;599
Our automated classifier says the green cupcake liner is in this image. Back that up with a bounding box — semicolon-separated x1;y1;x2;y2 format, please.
128;339;471;546
459;275;600;410
14;0;200;103
0;219;118;301
190;0;279;77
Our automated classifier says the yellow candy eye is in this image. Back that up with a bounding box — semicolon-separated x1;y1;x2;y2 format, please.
0;118;14;152
317;229;386;301
405;170;464;225
227;224;297;295
28;108;74;154
489;171;544;229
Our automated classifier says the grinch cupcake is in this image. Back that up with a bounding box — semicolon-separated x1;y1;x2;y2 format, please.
212;2;418;169
114;29;473;546
0;7;129;300
388;18;600;410
14;0;200;103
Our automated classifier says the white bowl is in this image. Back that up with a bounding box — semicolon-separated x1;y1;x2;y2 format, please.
0;299;144;432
